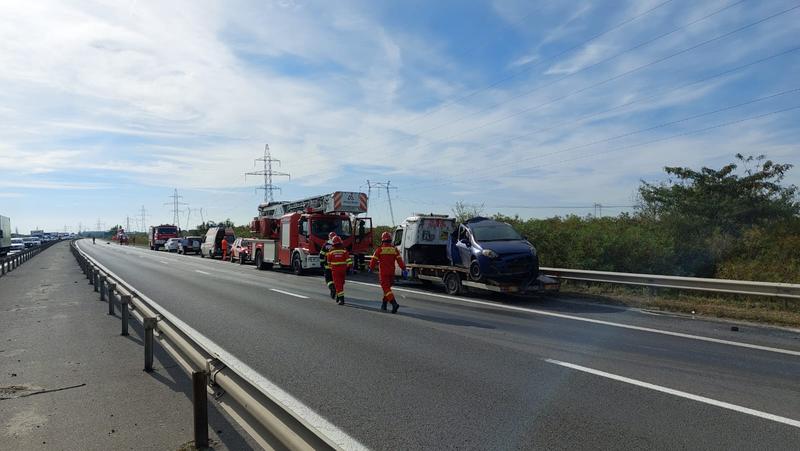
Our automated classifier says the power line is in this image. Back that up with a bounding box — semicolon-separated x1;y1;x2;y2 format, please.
401;0;676;128
406;86;800;191
412;104;800;191
139;205;148;233
481;46;800;154
404;0;791;155
245;144;290;203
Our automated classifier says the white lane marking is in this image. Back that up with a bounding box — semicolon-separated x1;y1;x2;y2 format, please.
348;281;800;357
75;240;367;450
270;288;309;299
545;359;800;429
159;260;168;264
195;270;210;275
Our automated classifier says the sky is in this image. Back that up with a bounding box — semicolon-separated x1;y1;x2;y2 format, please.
1;0;799;233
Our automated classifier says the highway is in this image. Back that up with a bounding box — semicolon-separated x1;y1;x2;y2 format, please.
76;240;800;450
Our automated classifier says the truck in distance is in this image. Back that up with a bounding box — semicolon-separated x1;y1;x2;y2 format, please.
0;215;10;257
149;224;179;251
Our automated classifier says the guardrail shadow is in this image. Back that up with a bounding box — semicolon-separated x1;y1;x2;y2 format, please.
124;317;256;450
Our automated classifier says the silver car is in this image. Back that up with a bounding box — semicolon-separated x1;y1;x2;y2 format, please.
164;238;181;253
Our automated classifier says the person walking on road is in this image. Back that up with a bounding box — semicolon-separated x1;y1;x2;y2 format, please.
319;232;337;299
221;237;228;261
326;236;352;305
92;236;96;244
369;231;407;313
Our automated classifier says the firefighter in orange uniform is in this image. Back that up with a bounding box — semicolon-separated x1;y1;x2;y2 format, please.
326;236;352;305
369;231;407;313
319;232;337;299
221;237;228;261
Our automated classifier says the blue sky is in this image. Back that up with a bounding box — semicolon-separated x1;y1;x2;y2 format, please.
1;0;799;233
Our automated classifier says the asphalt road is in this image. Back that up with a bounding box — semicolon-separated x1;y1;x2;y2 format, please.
76;240;800;450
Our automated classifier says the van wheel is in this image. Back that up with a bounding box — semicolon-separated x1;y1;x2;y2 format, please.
292;254;303;276
239;255;245;265
200;252;204;258
444;272;462;295
255;251;265;270
469;259;483;281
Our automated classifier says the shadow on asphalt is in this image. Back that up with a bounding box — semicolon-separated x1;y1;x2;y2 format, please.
342;301;496;329
124;318;256;451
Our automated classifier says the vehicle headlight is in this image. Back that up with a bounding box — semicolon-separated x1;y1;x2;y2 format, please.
530;246;537;256
482;249;499;258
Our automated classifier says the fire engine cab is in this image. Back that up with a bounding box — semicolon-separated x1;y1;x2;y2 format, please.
249;192;373;274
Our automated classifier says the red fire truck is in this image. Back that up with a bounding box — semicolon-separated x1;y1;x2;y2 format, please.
249;192;373;274
149;224;179;251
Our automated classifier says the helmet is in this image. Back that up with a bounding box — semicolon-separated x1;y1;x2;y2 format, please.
331;236;343;246
381;231;392;242
328;232;337;240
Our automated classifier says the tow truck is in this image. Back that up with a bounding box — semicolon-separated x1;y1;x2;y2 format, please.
393;214;559;295
248;192;373;274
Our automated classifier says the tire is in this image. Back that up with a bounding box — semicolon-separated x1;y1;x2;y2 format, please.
255;251;265;270
444;272;463;295
200;251;204;258
239;255;245;265
469;259;483;281
292;253;303;276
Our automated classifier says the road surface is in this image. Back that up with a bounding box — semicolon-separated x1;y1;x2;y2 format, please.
76;240;800;450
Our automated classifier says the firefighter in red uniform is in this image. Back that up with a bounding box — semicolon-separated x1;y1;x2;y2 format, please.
319;232;337;299
326;236;352;305
221;237;228;261
369;231;407;313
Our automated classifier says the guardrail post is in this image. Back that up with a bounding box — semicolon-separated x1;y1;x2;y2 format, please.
2;259;5;275
107;283;117;315
88;267;95;285
93;270;99;292
143;317;157;372
192;371;209;449
120;294;131;336
99;276;107;303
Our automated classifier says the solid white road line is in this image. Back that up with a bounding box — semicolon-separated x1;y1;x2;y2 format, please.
270;288;309;299
545;358;800;429
195;270;210;275
349;281;800;357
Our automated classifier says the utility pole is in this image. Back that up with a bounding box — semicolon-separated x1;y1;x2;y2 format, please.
364;180;398;226
245;144;290;204
164;189;188;228
199;208;204;225
593;203;603;217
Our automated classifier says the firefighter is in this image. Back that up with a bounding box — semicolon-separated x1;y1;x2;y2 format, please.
326;236;352;305
221;236;228;261
369;231;407;313
319;232;337;299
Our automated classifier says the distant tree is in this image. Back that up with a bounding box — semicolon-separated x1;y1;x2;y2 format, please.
452;201;485;223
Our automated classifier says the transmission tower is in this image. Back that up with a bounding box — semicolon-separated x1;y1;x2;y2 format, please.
164;189;188;228
245;144;290;203
139;206;148;233
364;180;398;226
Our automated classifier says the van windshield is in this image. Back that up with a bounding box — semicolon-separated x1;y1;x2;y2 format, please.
158;227;177;234
470;223;523;242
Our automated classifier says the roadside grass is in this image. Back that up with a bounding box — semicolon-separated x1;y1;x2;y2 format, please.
558;280;800;328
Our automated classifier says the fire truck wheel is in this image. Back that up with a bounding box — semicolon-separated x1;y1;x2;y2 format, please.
292;254;303;276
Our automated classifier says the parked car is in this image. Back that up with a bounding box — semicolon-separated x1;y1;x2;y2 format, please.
200;227;235;259
229;237;253;264
448;217;539;282
178;236;203;255
164;237;181;253
21;237;38;248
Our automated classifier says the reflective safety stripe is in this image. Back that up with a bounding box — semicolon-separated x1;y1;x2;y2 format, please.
384;290;393;296
330;261;349;266
327;281;334;287
336;292;344;296
380;247;397;255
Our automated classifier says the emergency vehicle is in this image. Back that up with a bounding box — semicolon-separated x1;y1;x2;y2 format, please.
149;224;179;251
248;192;373;274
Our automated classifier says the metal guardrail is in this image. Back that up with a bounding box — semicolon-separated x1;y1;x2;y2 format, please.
1;240;60;277
70;240;341;450
539;267;800;299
